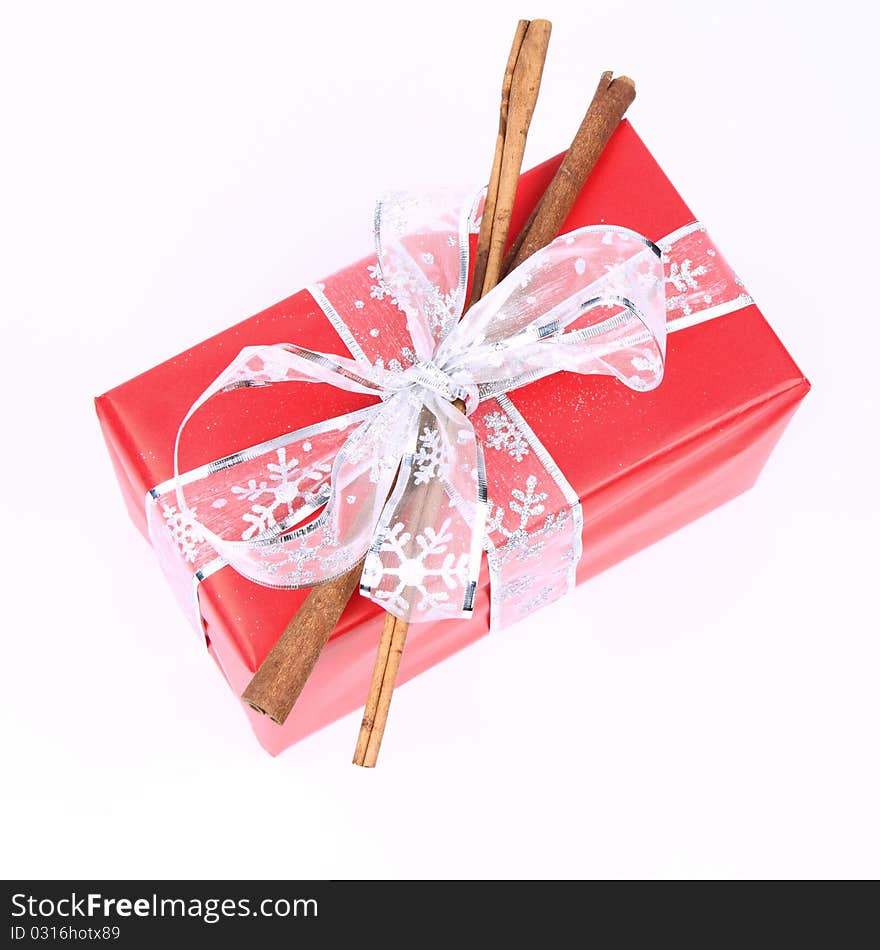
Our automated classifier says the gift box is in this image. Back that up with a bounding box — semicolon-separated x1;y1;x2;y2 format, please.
95;120;809;755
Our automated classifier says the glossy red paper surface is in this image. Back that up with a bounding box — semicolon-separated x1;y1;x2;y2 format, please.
96;122;809;754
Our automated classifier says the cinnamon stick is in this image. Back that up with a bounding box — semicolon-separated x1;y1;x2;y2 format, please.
353;21;553;767
503;71;635;272
241;558;363;723
468;19;551;308
352;602;409;767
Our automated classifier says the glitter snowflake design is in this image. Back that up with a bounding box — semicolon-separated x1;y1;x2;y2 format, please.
494;574;535;601
230;447;330;540
421;284;459;335
370;518;470;614
256;518;352;586
394;277;457;336
367;261;394;303
161;503;203;564
520;585;557;614
666;259;707;292
665;258;709;316
484;475;575;617
412;425;445;485
341;407;403;485
261;538;316;586
485;475;569;567
367;254;456;337
482;410;529;462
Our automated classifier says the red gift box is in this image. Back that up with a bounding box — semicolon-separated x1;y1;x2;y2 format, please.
95;121;809;755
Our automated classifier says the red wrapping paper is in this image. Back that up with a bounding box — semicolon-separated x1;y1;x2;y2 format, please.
95;121;809;754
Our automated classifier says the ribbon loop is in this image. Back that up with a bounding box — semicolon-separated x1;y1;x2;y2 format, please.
373;190;477;361
435;226;667;396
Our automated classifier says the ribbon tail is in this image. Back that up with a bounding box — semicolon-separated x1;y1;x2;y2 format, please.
475;394;583;630
361;395;487;622
436;225;667;397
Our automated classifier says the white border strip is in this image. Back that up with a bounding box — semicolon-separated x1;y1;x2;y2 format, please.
657;220;705;250
149;406;374;498
193;556;227;634
307;283;371;367
667;293;755;334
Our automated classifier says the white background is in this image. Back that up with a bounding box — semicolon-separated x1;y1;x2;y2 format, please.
2;0;877;880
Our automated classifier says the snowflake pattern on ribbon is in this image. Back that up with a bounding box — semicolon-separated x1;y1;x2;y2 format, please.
483;470;576;623
368;518;471;614
413;425;446;484
230;447;331;540
470;392;584;627
259;519;353;587
658;224;749;321
161;503;203;564
483;409;529;462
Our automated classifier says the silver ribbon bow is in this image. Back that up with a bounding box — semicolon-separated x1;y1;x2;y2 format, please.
168;192;667;626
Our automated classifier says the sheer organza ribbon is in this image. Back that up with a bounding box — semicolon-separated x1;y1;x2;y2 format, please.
161;192;670;627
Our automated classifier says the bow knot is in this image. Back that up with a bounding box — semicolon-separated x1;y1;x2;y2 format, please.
398;360;481;415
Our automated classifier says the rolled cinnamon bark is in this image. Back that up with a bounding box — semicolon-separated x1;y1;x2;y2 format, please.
469;19;552;307
504;71;635;272
352;21;553;767
466;19;529;309
353;70;637;766
352;611;407;767
241;559;363;723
